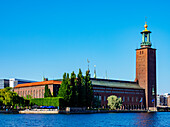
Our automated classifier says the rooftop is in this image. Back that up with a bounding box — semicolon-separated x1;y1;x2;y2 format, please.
14;80;62;88
91;78;143;89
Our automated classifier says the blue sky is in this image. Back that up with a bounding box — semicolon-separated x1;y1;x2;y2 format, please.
0;0;170;94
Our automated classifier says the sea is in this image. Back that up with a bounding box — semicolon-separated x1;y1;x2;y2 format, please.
0;112;170;127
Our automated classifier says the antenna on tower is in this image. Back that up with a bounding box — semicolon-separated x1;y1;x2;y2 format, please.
94;65;96;78
105;70;107;79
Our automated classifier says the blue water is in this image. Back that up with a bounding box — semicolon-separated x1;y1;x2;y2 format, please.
0;112;170;127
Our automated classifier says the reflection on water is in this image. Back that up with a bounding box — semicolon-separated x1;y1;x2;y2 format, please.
135;113;170;127
0;112;170;127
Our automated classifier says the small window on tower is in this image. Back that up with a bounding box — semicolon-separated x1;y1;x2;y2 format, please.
145;35;147;42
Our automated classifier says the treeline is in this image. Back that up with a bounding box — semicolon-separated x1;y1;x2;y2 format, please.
57;69;93;107
0;87;28;109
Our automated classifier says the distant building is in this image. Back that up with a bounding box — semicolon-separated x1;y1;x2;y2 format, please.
0;78;35;89
0;79;9;89
157;93;170;107
9;78;35;88
157;95;160;106
167;95;170;107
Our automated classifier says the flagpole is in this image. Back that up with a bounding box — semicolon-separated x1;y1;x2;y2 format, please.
154;98;155;111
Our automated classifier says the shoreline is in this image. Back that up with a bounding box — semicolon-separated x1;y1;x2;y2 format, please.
20;109;150;114
1;109;168;114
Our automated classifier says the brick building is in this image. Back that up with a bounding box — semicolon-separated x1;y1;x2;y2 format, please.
14;23;157;110
14;78;145;110
91;78;145;110
14;80;61;98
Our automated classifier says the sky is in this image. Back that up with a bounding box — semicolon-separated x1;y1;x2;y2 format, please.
0;0;170;94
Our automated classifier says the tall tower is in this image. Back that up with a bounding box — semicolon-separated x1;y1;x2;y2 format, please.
135;22;157;110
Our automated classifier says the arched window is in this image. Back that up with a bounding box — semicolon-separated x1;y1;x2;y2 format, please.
39;90;41;98
42;89;44;98
36;90;38;98
33;90;35;98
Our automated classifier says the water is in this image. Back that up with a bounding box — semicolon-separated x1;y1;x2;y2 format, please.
0;112;170;127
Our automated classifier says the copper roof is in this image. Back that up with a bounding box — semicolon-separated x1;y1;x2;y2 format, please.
91;78;143;89
15;80;62;88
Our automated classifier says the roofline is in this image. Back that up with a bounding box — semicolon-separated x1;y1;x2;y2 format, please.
90;78;137;84
92;84;144;90
136;48;156;50
14;80;62;88
0;79;9;81
9;78;37;82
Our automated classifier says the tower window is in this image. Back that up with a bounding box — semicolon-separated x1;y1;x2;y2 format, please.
145;35;147;42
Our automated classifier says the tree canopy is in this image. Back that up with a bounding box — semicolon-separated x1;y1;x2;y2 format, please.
44;85;52;97
57;69;94;108
0;87;26;109
107;95;122;110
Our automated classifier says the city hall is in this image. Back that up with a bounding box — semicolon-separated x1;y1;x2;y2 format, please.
14;23;157;110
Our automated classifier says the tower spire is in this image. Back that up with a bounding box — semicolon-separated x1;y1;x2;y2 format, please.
140;19;152;48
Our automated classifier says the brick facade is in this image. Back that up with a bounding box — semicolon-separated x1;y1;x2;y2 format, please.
93;85;145;110
136;48;156;109
14;80;61;98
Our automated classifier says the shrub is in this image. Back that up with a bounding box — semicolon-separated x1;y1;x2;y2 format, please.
30;97;64;107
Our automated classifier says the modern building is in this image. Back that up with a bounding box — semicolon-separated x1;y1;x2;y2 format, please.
157;93;170;107
0;79;9;89
14;23;157;110
0;78;35;89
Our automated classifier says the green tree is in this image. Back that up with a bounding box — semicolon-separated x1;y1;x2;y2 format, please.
0;88;13;107
77;69;86;107
44;85;52;97
107;95;122;110
84;70;93;108
92;97;101;108
0;87;23;109
70;71;78;107
58;73;72;107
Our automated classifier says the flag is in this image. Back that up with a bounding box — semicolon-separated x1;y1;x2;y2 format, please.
152;99;155;103
139;98;142;102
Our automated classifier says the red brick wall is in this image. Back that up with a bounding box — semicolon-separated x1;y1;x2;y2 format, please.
93;86;145;109
14;84;53;98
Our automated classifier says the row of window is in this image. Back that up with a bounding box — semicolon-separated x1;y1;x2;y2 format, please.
93;90;143;95
93;87;143;92
18;89;45;98
96;95;143;103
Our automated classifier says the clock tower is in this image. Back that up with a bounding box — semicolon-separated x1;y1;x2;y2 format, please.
135;22;157;110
